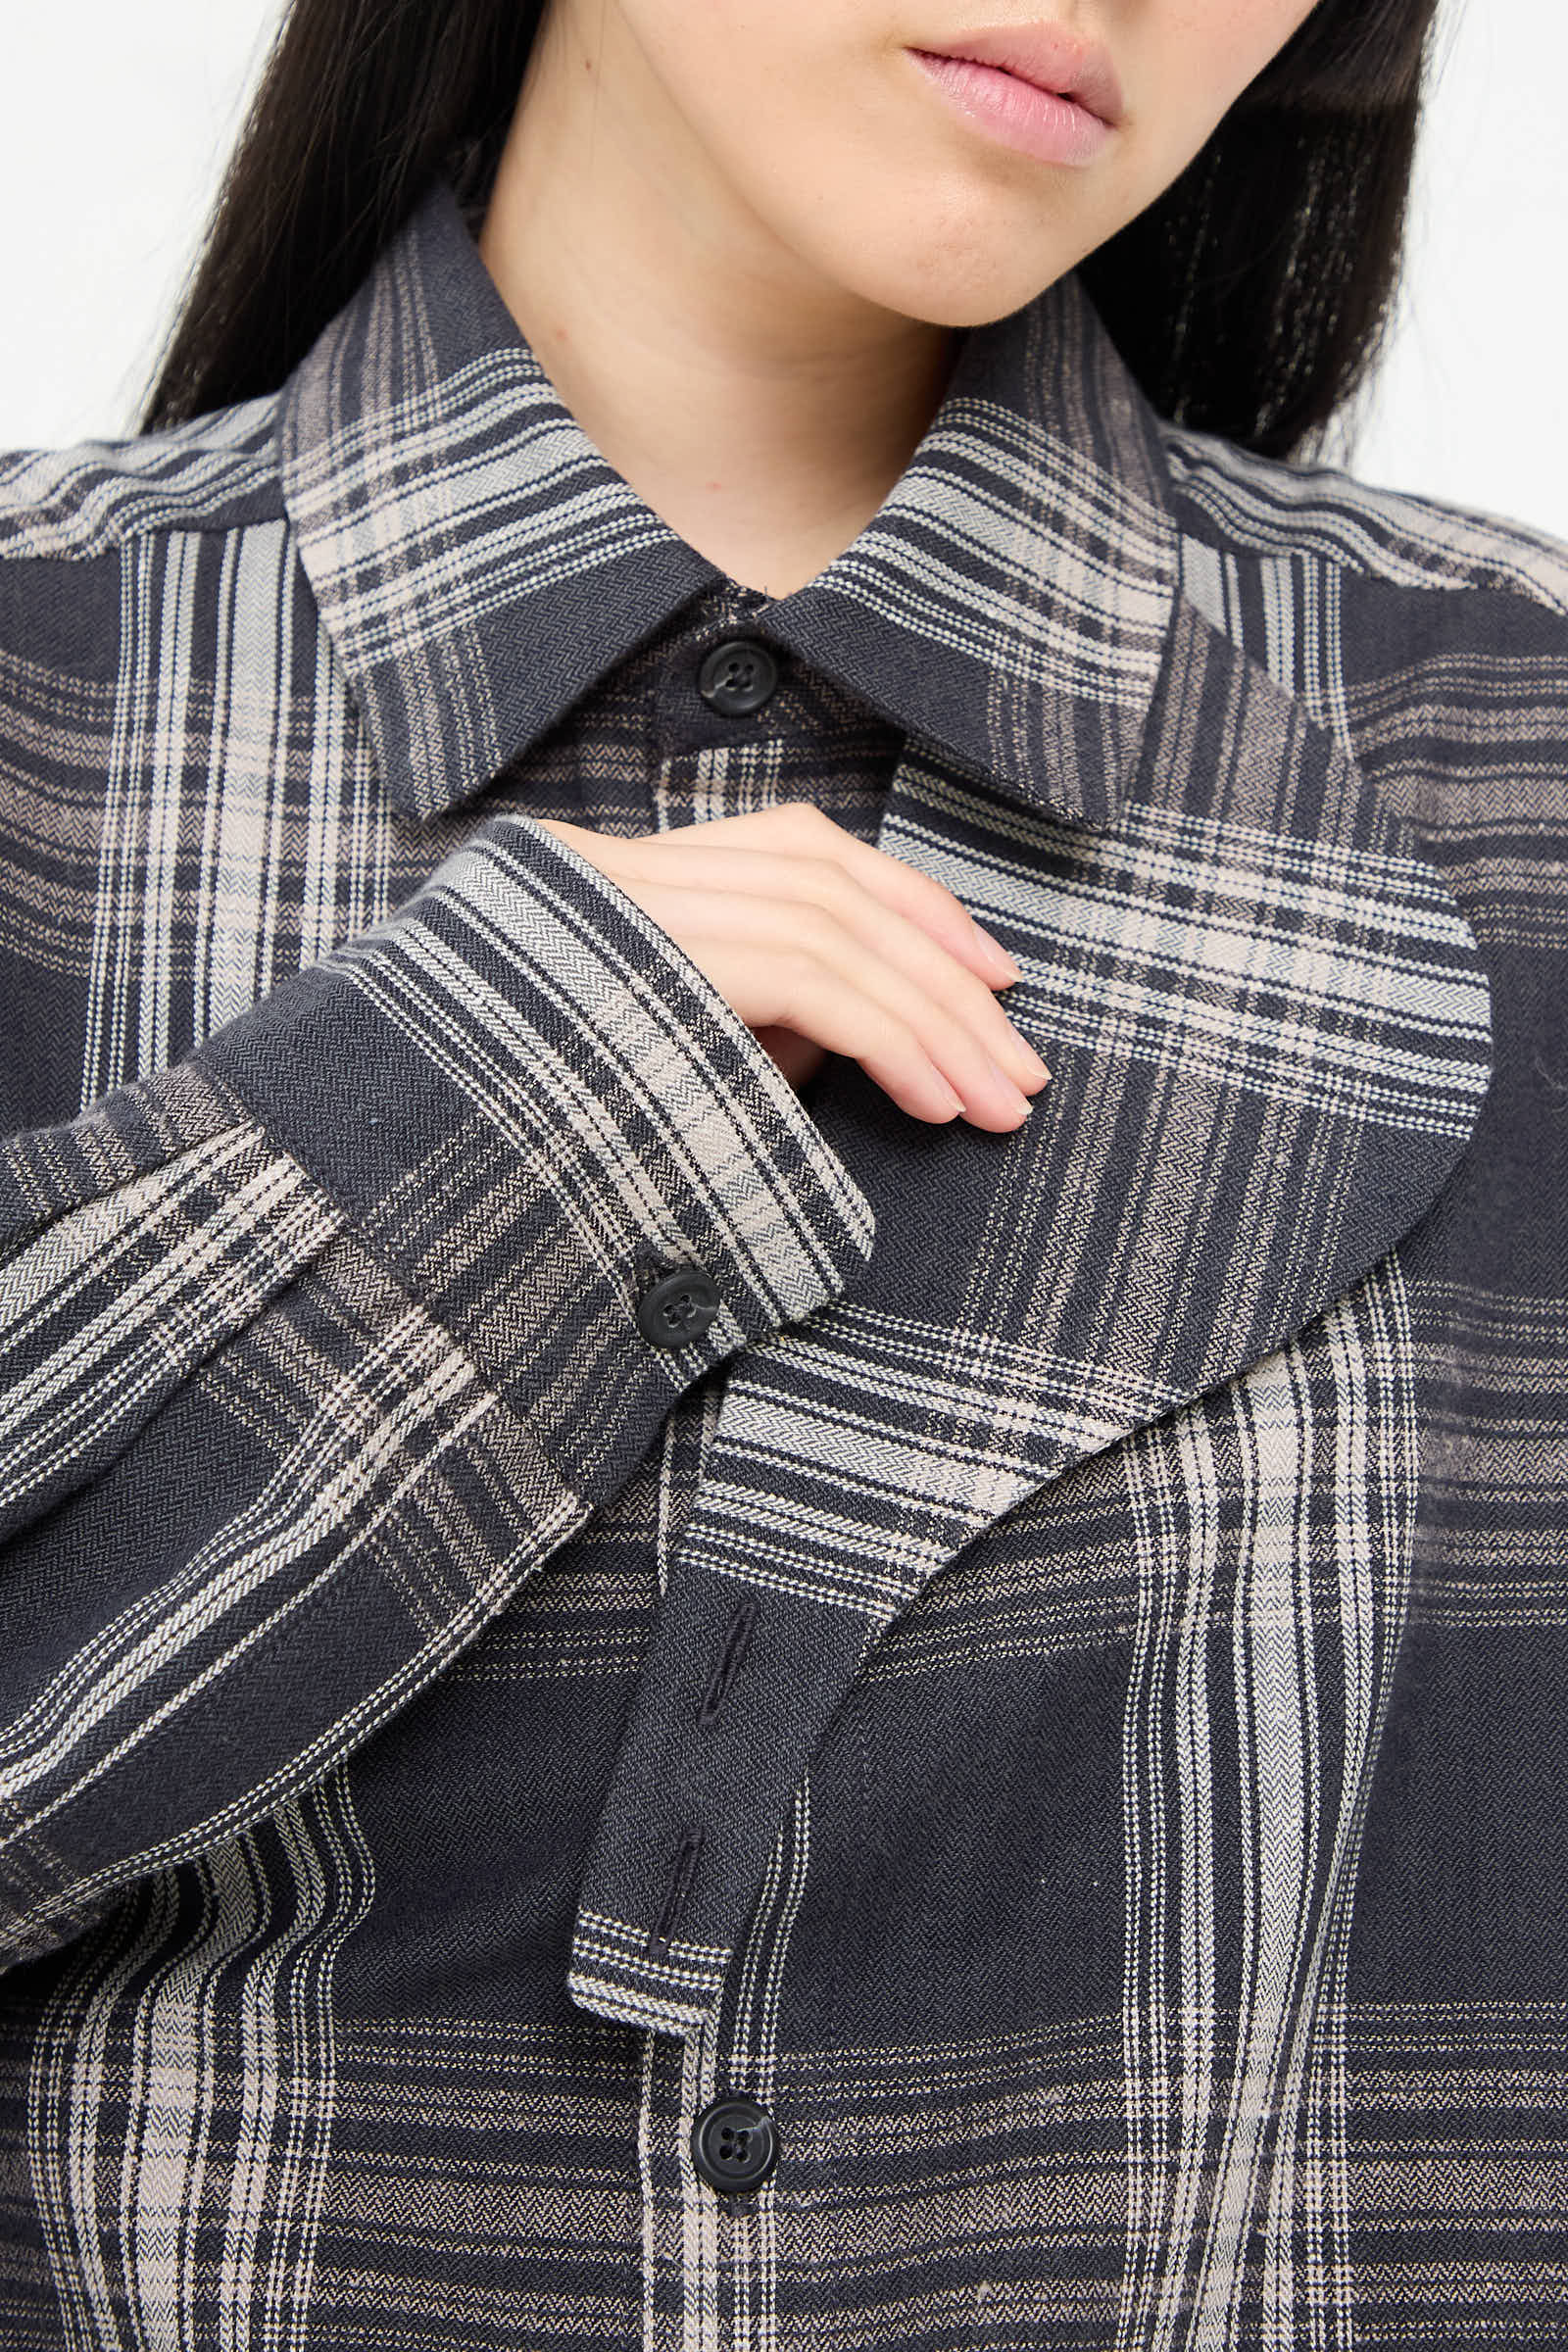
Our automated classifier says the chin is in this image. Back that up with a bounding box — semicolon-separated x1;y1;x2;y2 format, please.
829;251;1070;330
793;194;1085;328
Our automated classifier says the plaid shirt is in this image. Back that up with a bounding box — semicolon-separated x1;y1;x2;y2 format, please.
0;174;1564;2347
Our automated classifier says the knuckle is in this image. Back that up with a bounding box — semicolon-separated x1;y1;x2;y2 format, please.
772;799;840;842
796;855;858;914
789;901;843;957
771;946;828;1018
770;940;817;985
911;862;961;913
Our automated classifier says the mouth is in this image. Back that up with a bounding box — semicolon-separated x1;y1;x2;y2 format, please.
907;20;1125;128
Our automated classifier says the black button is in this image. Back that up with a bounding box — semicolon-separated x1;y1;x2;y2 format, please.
636;1266;721;1348
691;2096;779;2194
697;637;779;716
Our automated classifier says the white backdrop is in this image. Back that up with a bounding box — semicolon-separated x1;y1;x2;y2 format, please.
2;0;1565;542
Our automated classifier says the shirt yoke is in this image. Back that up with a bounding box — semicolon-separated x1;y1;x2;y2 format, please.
0;394;285;564
4;385;1568;616
1160;417;1568;618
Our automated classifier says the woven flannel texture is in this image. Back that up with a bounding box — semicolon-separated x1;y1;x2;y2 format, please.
0;175;1563;2348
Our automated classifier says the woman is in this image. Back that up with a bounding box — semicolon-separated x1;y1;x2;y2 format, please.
0;0;1562;2341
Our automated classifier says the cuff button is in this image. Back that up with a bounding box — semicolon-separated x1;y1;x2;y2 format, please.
637;1265;721;1348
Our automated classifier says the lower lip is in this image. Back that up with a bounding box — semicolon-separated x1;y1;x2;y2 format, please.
908;49;1113;167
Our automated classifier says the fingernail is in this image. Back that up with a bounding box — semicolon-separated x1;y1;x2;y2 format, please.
974;923;1022;981
1014;1038;1051;1084
986;1057;1033;1116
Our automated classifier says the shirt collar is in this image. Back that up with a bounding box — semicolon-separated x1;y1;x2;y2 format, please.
278;177;1179;831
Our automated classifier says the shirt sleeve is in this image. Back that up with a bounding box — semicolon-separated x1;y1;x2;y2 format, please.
0;809;874;1969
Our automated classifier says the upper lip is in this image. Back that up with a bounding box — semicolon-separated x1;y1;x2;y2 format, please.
911;21;1125;126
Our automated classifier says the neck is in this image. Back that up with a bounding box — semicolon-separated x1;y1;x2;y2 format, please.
476;6;958;600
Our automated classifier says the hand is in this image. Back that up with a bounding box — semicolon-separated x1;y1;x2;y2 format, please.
532;802;1049;1130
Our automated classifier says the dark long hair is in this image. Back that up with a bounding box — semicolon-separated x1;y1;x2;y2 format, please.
140;0;1440;461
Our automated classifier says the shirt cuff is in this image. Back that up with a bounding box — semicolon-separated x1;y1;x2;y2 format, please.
198;809;876;1500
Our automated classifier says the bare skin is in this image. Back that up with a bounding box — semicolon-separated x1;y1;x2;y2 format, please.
480;0;1318;1121
536;803;1050;1125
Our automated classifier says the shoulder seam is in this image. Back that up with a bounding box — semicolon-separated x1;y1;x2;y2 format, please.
0;394;286;564
0;496;289;562
1159;420;1568;621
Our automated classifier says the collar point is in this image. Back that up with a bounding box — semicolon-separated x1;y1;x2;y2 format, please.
919;720;1132;838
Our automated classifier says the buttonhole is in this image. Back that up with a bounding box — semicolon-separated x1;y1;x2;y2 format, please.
633;1238;678;1287
646;1827;704;1961
698;1597;760;1728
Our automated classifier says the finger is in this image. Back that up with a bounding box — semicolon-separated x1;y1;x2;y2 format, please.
744;943;1028;1131
572;808;1024;1000
532;813;1047;1123
710;940;978;1125
771;910;1042;1125
639;890;1040;1130
622;855;1049;1096
724;802;1026;992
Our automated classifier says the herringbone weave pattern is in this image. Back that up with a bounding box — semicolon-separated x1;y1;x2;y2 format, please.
0;178;1562;2348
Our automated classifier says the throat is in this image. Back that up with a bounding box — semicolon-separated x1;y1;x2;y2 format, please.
633;473;908;601
679;515;875;602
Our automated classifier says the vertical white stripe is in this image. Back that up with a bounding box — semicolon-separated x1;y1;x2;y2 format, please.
27;1767;372;2351
643;1382;731;2352
680;2015;723;2352
85;519;382;1097
1262;1262;1413;2352
644;1785;812;2352
136;532;202;1084
1259;553;1299;697
1320;562;1353;763
1178;538;1229;637
723;1788;810;2352
200;521;293;1040
300;632;388;967
1116;1258;1416;2350
639;2032;662;2352
81;538;153;1105
1117;1407;1222;2352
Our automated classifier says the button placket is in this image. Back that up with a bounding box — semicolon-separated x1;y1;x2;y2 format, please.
646;1597;761;1961
646;1827;704;1962
567;1564;872;2034
698;1597;760;1727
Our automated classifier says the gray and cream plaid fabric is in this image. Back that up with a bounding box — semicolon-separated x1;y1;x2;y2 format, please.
0;175;1563;2346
